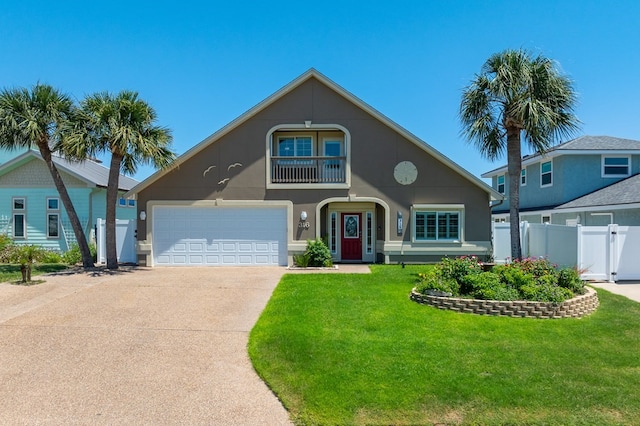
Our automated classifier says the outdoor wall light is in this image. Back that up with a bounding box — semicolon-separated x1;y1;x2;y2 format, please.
139;211;146;221
300;211;308;221
304;120;312;128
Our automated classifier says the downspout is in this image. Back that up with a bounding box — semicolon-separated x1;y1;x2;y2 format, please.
88;187;101;244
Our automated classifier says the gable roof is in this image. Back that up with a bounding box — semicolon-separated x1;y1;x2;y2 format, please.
555;173;640;210
482;135;640;177
0;150;139;191
125;68;501;200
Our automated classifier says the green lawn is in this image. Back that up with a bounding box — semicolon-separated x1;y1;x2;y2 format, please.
249;265;640;425
0;264;68;284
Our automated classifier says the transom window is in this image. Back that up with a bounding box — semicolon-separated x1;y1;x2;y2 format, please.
541;161;553;187
497;175;505;194
602;156;630;177
413;206;463;242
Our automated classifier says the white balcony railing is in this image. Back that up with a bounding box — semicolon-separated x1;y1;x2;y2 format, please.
271;156;346;184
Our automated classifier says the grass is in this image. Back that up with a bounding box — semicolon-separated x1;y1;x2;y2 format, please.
249;265;640;425
0;263;68;284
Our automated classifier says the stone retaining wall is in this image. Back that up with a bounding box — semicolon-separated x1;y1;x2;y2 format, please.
410;286;599;319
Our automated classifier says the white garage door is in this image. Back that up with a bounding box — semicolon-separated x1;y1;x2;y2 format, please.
152;206;287;266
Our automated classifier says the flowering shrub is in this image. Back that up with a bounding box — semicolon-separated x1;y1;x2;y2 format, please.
418;256;585;303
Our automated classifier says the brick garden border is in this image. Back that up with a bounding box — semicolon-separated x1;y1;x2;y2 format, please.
410;286;599;319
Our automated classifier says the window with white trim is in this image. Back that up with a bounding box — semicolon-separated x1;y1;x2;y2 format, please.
497;175;505;194
413;206;463;241
46;197;59;238
366;212;373;254
521;168;527;186
12;197;26;238
602;155;630;177
119;198;136;208
541;161;552;187
278;135;313;157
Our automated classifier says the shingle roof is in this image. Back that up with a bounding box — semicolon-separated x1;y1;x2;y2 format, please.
0;150;138;191
556;174;640;209
52;155;139;190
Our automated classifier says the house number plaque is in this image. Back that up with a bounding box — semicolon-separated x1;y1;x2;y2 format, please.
298;222;310;229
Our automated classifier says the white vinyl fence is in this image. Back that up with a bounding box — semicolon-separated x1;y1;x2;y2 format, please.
493;222;640;282
96;219;137;264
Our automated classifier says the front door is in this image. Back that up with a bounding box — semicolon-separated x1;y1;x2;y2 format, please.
341;213;362;261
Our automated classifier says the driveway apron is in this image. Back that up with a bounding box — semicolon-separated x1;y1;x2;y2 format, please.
0;267;292;425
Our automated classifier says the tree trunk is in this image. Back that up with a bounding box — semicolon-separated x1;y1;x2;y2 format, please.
20;264;27;283
506;127;523;260
37;144;95;268
105;153;123;270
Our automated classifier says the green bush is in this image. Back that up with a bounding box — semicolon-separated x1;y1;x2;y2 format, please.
558;268;586;295
62;244;82;265
436;256;483;284
40;250;64;264
416;271;459;296
418;256;584;303
0;234;13;252
462;272;520;301
0;244;46;282
295;238;332;267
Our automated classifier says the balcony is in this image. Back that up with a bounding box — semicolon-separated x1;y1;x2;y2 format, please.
271;156;346;184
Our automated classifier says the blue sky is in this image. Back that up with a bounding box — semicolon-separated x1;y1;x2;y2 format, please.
1;0;638;182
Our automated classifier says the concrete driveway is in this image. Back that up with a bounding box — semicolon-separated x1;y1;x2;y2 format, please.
0;267;292;425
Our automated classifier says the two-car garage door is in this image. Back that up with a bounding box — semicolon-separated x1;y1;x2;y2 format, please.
152;206;287;266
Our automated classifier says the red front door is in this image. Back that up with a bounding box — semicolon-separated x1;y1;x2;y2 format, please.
341;213;362;261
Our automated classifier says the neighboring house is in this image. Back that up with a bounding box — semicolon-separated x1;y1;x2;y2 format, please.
125;69;501;267
482;135;640;226
0;150;139;251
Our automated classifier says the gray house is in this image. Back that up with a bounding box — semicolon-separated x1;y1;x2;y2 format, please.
126;69;501;266
482;135;640;226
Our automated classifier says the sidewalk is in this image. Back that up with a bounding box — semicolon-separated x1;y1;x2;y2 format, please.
589;281;640;303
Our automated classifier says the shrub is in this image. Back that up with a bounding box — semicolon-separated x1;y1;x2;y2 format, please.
493;265;535;291
513;257;557;278
436;256;483;284
461;272;520;301
62;244;82;265
0;244;46;282
416;271;459;296
520;282;574;303
41;250;64;264
295;238;332;267
0;234;13;252
558;268;586;295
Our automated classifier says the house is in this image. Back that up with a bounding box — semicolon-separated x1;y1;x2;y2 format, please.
0;150;139;251
482;135;640;226
125;69;501;267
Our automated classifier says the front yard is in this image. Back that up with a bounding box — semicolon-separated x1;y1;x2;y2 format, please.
249;265;640;425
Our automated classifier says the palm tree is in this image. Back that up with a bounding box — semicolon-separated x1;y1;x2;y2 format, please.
66;91;174;269
0;84;95;268
460;49;580;260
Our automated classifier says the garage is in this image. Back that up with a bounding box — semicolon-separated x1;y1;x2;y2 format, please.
152;206;287;266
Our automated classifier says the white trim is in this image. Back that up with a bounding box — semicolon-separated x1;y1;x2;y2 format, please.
46;213;60;238
140;199;294;267
411;204;465;243
497;174;505;194
46;197;59;211
521;168;527;186
540;160;553;187
12;197;26;239
266;123;351;189
601;154;631;178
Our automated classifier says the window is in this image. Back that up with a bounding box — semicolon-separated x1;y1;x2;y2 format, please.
602;156;630;177
46;197;59;238
521;168;527;186
541;161;552;186
277;136;312;157
119;198;136;208
12;197;26;238
542;215;551;224
497;175;505;194
47;214;59;238
413;207;462;241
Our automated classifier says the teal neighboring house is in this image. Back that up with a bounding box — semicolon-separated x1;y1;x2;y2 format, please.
0;148;138;251
482;135;640;226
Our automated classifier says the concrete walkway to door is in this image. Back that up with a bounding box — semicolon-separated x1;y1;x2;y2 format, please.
0;267;292;425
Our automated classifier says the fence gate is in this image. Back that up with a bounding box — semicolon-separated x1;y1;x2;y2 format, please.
96;219;137;264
